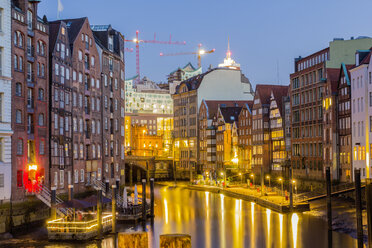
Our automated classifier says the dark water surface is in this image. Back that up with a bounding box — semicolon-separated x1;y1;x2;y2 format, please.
2;184;357;248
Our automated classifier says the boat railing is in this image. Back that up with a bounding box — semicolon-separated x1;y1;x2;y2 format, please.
47;213;112;234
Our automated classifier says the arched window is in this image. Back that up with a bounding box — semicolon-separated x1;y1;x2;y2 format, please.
18;33;23;47
79;143;84;159
92;144;96;158
38;114;44;126
91;120;95;134
14;32;18;46
15;83;22;96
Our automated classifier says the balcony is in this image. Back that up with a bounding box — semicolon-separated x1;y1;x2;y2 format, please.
27;45;35;62
27;125;34;135
27;72;35;83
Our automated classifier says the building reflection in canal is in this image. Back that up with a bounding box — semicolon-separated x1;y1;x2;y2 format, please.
10;185;358;248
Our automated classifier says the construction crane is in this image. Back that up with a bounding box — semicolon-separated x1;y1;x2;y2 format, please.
159;44;215;68
124;30;186;81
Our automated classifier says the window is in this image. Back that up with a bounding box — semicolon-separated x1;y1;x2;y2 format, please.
38;114;44;126
73;143;78;159
80;169;84;182
17;139;23;155
80;143;84;159
0;174;3;188
27;10;33;30
0;138;3;162
15;83;22;96
14;55;18;69
78;50;83;61
16;110;22;123
38;88;44;100
39;140;45;155
91;56;95;67
74;170;78;183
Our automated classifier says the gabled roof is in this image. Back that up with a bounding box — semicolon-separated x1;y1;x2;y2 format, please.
48;21;61;53
219;106;242;124
271;86;289;116
338;63;354;88
326;68;342;93
202;100;248;119
58;17;87;44
255;84;289;106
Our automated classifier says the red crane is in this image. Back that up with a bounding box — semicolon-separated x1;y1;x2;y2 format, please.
159;44;215;68
125;30;186;81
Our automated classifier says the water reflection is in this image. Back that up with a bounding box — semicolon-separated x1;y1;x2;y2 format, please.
7;185;358;248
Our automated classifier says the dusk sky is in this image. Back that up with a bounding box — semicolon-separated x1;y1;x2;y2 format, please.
38;0;372;86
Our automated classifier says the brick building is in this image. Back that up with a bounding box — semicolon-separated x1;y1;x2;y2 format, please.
11;0;49;201
59;17;102;193
337;63;354;182
290;38;372;181
215;106;242;172
48;20;73;194
237;101;253;171
92;24;125;187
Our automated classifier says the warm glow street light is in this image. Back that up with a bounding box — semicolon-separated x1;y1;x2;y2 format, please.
266;175;271;188
250;174;255;186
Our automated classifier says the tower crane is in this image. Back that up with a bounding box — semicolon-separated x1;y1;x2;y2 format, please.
124;30;186;81
159;44;215;68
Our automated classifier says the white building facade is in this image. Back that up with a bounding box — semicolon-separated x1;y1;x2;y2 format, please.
350;50;372;180
0;0;13;201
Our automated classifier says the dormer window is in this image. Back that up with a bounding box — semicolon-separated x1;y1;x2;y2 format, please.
108;36;114;51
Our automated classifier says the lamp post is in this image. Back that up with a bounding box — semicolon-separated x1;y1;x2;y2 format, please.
293;180;297;201
279;177;283;196
250;174;255;186
266;175;271;188
239;172;242;184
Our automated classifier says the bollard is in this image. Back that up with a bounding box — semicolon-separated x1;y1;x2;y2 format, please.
366;178;372;248
68;185;73;200
97;188;103;239
142;179;146;221
112;185;117;234
118;232;148;248
160;234;191;248
355;169;363;248
51;187;57;220
326;167;332;246
150;178;155;218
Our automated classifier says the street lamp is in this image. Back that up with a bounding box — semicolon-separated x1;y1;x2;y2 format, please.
292;180;297;200
266;175;271;188
239;172;242;184
279;177;283;196
250;174;255;186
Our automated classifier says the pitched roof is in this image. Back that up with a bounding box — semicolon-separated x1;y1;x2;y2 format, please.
255;84;289;106
48;21;61;53
271;86;289;115
338;63;354;88
326;68;342;93
203;100;248;119
219;106;242;124
58;17;87;44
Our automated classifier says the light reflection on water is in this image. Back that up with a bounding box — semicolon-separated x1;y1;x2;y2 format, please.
5;185;358;248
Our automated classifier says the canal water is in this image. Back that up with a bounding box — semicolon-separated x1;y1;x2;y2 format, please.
3;184;357;248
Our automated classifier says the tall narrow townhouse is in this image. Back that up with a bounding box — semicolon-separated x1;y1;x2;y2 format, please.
92;24;125;188
269;86;289;174
199;100;246;175
252;85;287;175
0;0;13;202
11;0;49;201
350;49;372;180
337;63;354;182
61;18;102;193
48;20;73;194
238;101;253;171
215;105;242;173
